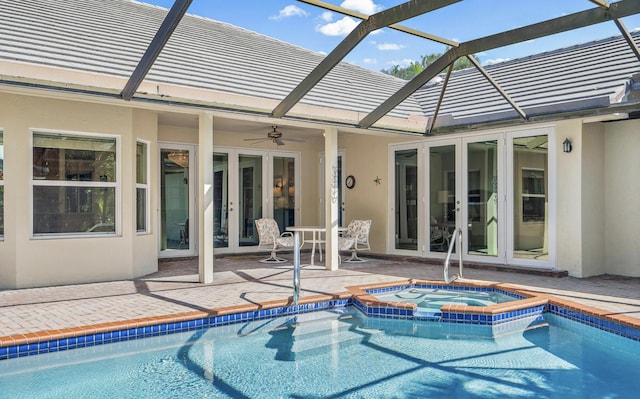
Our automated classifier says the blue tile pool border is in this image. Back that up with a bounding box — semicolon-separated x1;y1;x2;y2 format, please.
0;298;350;361
548;303;640;341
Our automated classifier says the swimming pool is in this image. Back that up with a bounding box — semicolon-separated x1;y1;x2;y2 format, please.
0;307;638;398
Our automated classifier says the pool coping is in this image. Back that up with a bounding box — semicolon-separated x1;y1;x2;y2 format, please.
1;279;639;360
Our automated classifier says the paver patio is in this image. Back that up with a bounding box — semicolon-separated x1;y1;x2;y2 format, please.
1;254;639;340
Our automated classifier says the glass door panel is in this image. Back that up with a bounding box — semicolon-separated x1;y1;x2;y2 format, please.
238;154;262;247
429;145;456;253
213;152;229;248
160;146;194;255
273;156;295;232
466;140;499;258
512;134;548;260
394;148;418;251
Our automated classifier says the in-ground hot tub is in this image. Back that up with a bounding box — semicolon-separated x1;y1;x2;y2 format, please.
374;287;519;311
347;279;549;325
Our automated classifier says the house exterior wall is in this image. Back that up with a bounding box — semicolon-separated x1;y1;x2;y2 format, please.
581;122;606;277
604;119;640;277
0;93;159;288
555;120;584;276
132;109;159;278
2;87;639;289
339;134;413;253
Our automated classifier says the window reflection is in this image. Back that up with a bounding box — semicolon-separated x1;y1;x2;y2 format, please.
32;132;117;235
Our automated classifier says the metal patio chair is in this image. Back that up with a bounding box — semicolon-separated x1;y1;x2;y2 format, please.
254;218;295;263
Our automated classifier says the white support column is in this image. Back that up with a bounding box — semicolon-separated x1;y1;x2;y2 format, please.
324;126;340;271
198;112;214;283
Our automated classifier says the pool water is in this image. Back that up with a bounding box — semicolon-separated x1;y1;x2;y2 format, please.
374;288;518;310
0;307;638;398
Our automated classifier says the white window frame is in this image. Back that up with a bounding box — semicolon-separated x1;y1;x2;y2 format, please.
521;167;546;223
136;139;150;234
30;129;121;239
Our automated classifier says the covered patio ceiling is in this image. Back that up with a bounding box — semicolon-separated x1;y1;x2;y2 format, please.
123;0;640;135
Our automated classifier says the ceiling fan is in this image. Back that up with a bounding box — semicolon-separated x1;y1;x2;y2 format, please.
244;125;305;146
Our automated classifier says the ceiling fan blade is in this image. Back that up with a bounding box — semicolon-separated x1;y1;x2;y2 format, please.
275;139;286;146
282;137;306;142
245;138;269;145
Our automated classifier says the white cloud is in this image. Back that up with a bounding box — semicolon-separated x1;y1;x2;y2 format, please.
316;16;358;36
269;5;309;20
377;43;404;51
363;58;377;64
484;57;510;66
388;58;415;67
320;11;333;22
340;0;382;15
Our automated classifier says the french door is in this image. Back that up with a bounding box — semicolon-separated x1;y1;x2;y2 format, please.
390;127;554;267
159;142;197;257
213;147;299;253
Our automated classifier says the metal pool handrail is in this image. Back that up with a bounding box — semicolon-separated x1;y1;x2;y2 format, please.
444;227;463;283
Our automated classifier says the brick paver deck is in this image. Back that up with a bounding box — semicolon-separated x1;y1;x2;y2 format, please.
1;254;639;341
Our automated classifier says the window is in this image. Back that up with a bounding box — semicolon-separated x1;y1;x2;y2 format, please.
522;168;545;222
0;131;4;237
32;131;118;236
136;140;149;233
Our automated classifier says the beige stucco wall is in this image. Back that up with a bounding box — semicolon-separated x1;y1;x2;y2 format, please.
0;93;159;288
554;120;584;276
580;122;606;277
604;119;640;277
132;109;159;277
158;125;198;144
339;133;411;253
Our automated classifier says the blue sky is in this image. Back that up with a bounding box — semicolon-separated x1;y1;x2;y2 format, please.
142;0;640;72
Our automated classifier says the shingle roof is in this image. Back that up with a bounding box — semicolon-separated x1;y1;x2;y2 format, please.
415;33;640;129
0;0;423;120
1;0;639;132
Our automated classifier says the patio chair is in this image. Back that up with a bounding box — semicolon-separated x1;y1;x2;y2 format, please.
254;218;295;263
340;219;371;262
337;236;356;264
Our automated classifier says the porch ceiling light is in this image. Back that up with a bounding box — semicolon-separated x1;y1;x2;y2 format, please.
167;151;189;168
562;138;572;153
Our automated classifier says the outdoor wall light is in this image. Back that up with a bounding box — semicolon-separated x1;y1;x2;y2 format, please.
563;138;572;153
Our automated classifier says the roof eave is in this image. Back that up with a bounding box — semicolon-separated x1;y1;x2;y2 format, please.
429;102;639;134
